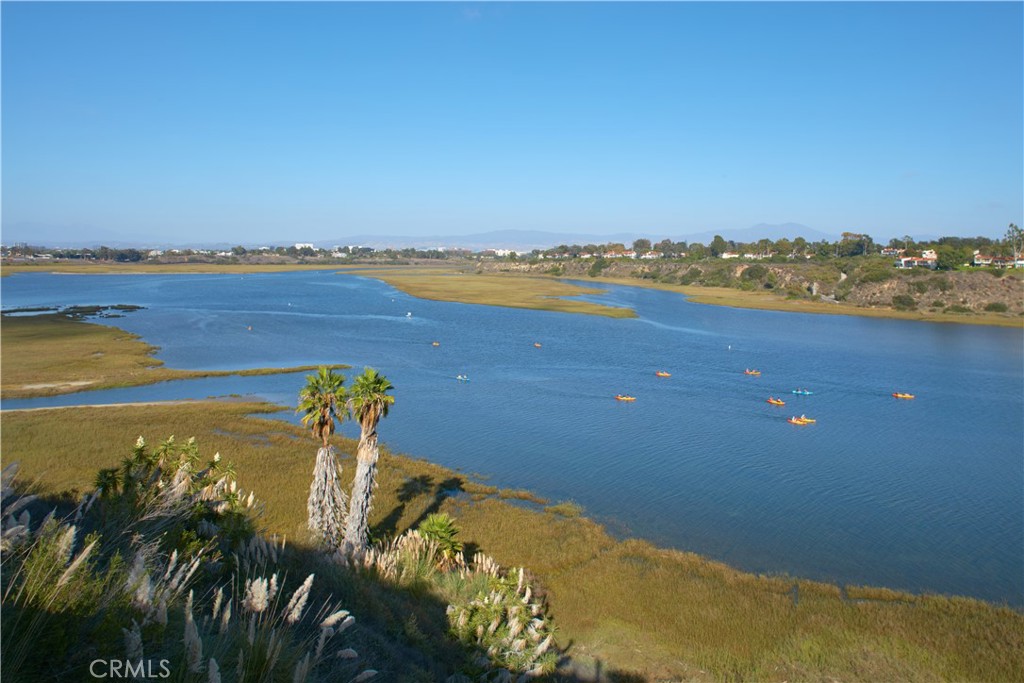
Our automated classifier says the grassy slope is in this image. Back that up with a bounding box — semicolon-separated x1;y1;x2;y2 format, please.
1;312;345;399
3;402;1021;681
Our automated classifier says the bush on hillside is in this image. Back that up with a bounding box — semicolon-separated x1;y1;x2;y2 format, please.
892;295;917;310
0;442;373;683
984;302;1009;312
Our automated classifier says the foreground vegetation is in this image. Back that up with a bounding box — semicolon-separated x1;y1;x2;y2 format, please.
4;401;1022;681
0;308;347;399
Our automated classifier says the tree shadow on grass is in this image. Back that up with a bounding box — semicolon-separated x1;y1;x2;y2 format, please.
372;474;466;540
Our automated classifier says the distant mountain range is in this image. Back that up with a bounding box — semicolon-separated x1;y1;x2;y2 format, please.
2;221;959;252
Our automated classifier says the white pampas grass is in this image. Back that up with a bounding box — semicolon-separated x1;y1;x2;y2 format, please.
284;574;314;624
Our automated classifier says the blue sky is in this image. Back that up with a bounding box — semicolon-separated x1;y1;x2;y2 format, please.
2;1;1022;246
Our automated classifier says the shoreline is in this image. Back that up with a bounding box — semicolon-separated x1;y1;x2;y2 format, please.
5;261;1022;327
2;397;1015;610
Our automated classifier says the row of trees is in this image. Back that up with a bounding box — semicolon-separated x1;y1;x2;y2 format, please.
298;366;395;558
535;227;1022;263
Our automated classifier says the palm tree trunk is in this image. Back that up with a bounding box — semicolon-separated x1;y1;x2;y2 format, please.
341;432;378;558
307;446;347;551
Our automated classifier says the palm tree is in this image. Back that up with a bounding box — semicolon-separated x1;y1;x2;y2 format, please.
341;367;395;558
297;367;348;550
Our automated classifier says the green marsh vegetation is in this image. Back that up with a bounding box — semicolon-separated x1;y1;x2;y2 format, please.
0;310;347;399
337;265;637;318
3;402;1022;681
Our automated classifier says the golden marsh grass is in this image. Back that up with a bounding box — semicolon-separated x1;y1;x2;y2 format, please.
0;313;346;399
3;402;1022;680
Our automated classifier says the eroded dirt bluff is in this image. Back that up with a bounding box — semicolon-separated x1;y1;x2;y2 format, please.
476;259;1024;317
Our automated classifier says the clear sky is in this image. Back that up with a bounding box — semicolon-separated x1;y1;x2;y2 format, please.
2;1;1021;246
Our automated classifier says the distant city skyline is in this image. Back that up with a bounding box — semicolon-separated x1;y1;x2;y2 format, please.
2;2;1021;245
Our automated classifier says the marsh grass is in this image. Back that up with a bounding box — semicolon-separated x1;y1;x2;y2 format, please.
4;403;1022;681
0;313;347;399
338;265;637;318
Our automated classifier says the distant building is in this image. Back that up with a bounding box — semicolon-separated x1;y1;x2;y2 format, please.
294;243;315;250
720;252;740;259
880;247;905;257
895;256;937;269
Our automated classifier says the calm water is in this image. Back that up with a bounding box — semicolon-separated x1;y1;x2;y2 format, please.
3;271;1022;605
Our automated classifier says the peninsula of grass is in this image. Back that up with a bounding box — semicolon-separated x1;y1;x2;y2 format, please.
340;265;637;318
3;400;1021;681
0;310;347;399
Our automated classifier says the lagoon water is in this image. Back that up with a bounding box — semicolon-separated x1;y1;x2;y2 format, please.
3;270;1022;605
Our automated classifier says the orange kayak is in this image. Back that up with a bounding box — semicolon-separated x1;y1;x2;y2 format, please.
767;398;785;406
744;369;761;376
655;371;671;377
892;392;915;400
615;395;636;402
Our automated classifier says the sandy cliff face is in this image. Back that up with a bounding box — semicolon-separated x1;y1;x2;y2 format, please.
478;259;1024;317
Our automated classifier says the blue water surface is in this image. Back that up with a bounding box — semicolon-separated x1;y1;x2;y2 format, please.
3;270;1022;605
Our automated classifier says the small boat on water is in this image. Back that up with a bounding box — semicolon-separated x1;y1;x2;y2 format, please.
767;397;785;406
615;395;636;402
744;369;761;376
892;392;915;400
655;371;671;377
534;342;542;348
787;416;810;425
432;341;440;347
791;389;814;395
456;375;470;382
797;414;816;423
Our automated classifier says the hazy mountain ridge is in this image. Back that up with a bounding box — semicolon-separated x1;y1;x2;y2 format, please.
0;221;969;252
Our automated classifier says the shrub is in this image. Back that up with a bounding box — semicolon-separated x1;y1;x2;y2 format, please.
912;280;929;294
984;302;1009;313
679;267;703;285
742;264;768;281
988;268;1007;278
587;258;609;278
945;305;972;314
892;294;917;310
418;513;464;568
855;262;896;284
447;566;558;677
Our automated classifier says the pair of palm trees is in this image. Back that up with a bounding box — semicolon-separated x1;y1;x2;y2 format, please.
298;366;394;558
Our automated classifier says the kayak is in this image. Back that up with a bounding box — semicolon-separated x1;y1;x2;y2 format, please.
534;343;542;348
432;341;440;346
791;389;814;395
767;398;786;406
744;369;761;376
788;416;815;425
655;371;671;377
892;392;915;399
615;395;636;402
